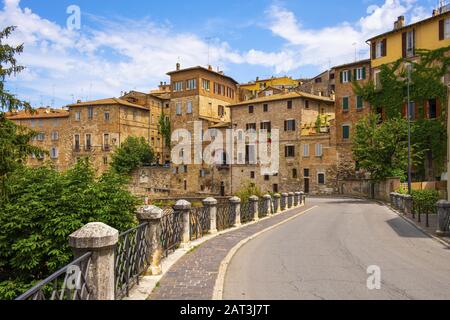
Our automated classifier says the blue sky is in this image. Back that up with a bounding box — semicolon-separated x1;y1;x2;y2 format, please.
0;0;439;106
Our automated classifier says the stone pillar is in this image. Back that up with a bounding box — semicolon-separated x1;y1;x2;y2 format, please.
273;193;281;214
136;205;163;275
393;193;399;209
400;195;406;212
287;192;294;208
69;222;118;300
404;195;413;215
294;192;300;207
263;194;272;216
436;200;450;236
300;191;306;205
173;200;191;248
281;193;288;211
390;192;395;207
203;197;218;234
229;196;241;227
249;195;259;221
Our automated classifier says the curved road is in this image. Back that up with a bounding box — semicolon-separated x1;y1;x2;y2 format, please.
223;197;450;300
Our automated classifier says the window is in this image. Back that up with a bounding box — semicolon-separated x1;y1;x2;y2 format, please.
202;79;210;91
315;144;323;157
218;105;225;117
183;165;188;173
374;70;382;89
356;96;363;110
260;121;271;133
303;144;310;157
375;40;385;58
284;119;296;131
51;131;59;141
74;134;80;151
246;123;256;131
273;184;279;193
285;145;295;158
186;79;197;90
342;97;349;112
50;147;58;159
186;101;193;114
103;157;108;165
176;102;182;115
408;102;416;121
85;134;92;150
36;132;45;141
305;100;309;109
250;171;255;179
104;112;110;121
287;101;293;109
304;168;310;177
444;18;450;39
103;133;110;150
264;175;270;181
173;81;183;92
315;77;322;83
355;67;366;81
318;173;325;185
246;145;256;164
263;104;269;112
88;107;94;119
406;30;414;57
342;125;350;140
341;70;351;83
293;168;298;179
200;169;206;177
75;111;81;121
429;99;437;119
249;105;254;113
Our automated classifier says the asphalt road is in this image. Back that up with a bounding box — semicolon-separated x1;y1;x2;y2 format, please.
223;197;450;300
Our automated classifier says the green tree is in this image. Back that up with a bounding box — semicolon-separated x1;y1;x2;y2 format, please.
158;111;171;149
352;113;421;181
110;136;155;175
0;159;137;299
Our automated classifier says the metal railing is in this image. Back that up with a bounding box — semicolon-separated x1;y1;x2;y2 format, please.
115;222;150;299
258;199;268;218
190;206;210;240
216;204;235;231
160;208;183;257
16;252;92;300
240;201;252;224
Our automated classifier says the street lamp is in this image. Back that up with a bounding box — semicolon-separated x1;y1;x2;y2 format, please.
406;63;412;195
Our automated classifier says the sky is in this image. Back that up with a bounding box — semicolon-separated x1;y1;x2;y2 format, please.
0;0;441;107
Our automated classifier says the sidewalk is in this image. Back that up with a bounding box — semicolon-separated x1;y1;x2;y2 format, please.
149;203;315;300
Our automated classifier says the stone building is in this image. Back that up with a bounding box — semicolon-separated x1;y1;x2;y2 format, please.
167;64;239;196
229;91;336;195
333;59;371;180
6;107;71;171
239;76;300;98
297;69;336;98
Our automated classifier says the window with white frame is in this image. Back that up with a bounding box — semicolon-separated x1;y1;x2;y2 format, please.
37;132;45;141
176;102;182;115
375;41;383;58
51;131;59;141
406;30;414;57
315;143;323;157
75;111;81;121
202;79;210;91
186;101;193;114
445;18;450;39
303;144;310;157
173;81;183;92
342;70;350;83
356;67;365;81
186;79;197;90
50;147;58;159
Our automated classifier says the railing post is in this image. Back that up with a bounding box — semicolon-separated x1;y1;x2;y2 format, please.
69;222;118;300
287;192;294;208
294;192;300;207
399;194;406;212
393;193;399;209
404;195;413;215
300;191;306;205
281;193;288;211
249;195;259;221
229;196;241;227
136;205;163;275
436;200;450;236
263;194;272;216
390;192;395;207
273;193;281;214
173;200;191;248
203;197;218;234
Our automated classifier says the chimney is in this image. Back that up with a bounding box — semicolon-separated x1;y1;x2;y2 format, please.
176;62;180;71
394;16;405;30
208;65;213;71
256;77;259;81
77;99;81;104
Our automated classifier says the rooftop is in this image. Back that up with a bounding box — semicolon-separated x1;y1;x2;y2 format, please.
66;97;149;110
6;107;69;120
166;65;239;84
333;59;371;70
229;91;334;107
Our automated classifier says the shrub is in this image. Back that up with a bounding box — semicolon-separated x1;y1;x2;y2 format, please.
235;182;263;203
111;136;155;175
411;189;440;215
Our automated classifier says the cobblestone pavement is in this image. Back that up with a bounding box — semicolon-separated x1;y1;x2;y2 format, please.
149;203;315;300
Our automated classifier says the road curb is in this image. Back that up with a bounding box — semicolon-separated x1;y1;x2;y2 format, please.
212;205;319;300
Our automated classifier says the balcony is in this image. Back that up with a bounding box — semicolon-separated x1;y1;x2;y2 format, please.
102;144;111;152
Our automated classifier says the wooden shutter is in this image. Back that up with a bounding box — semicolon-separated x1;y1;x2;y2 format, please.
292;120;296;131
371;42;376;59
402;32;407;58
382;39;387;57
412;29;416;55
340;71;343;83
439;19;445;40
353;69;357;80
284;120;287;131
362;67;366;79
348;70;352;82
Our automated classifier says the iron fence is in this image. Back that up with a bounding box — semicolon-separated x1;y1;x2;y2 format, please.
258;199;268;218
217;203;235;231
160;208;183;257
115;222;150;299
271;198;278;214
16;252;92;300
190;206;210;240
240;201;252;224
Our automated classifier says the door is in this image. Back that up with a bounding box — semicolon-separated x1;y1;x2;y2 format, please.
220;182;225;197
304;178;310;194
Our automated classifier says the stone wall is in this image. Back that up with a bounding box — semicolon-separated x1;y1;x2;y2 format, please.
129;167;172;197
339;177;401;202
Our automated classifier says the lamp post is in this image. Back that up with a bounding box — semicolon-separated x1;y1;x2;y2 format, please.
406;63;412;195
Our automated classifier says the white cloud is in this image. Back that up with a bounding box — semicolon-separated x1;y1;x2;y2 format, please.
0;0;432;105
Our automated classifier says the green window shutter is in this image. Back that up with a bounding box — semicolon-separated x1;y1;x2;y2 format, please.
340;71;343;83
357;96;363;109
348;70;352;82
362;67;366;79
343;126;350;139
353;69;357;81
343;97;349;111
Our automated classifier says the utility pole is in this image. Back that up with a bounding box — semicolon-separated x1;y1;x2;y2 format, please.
406;63;412;195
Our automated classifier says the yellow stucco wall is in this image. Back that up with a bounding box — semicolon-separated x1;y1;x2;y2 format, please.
372;14;450;68
240;76;299;92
